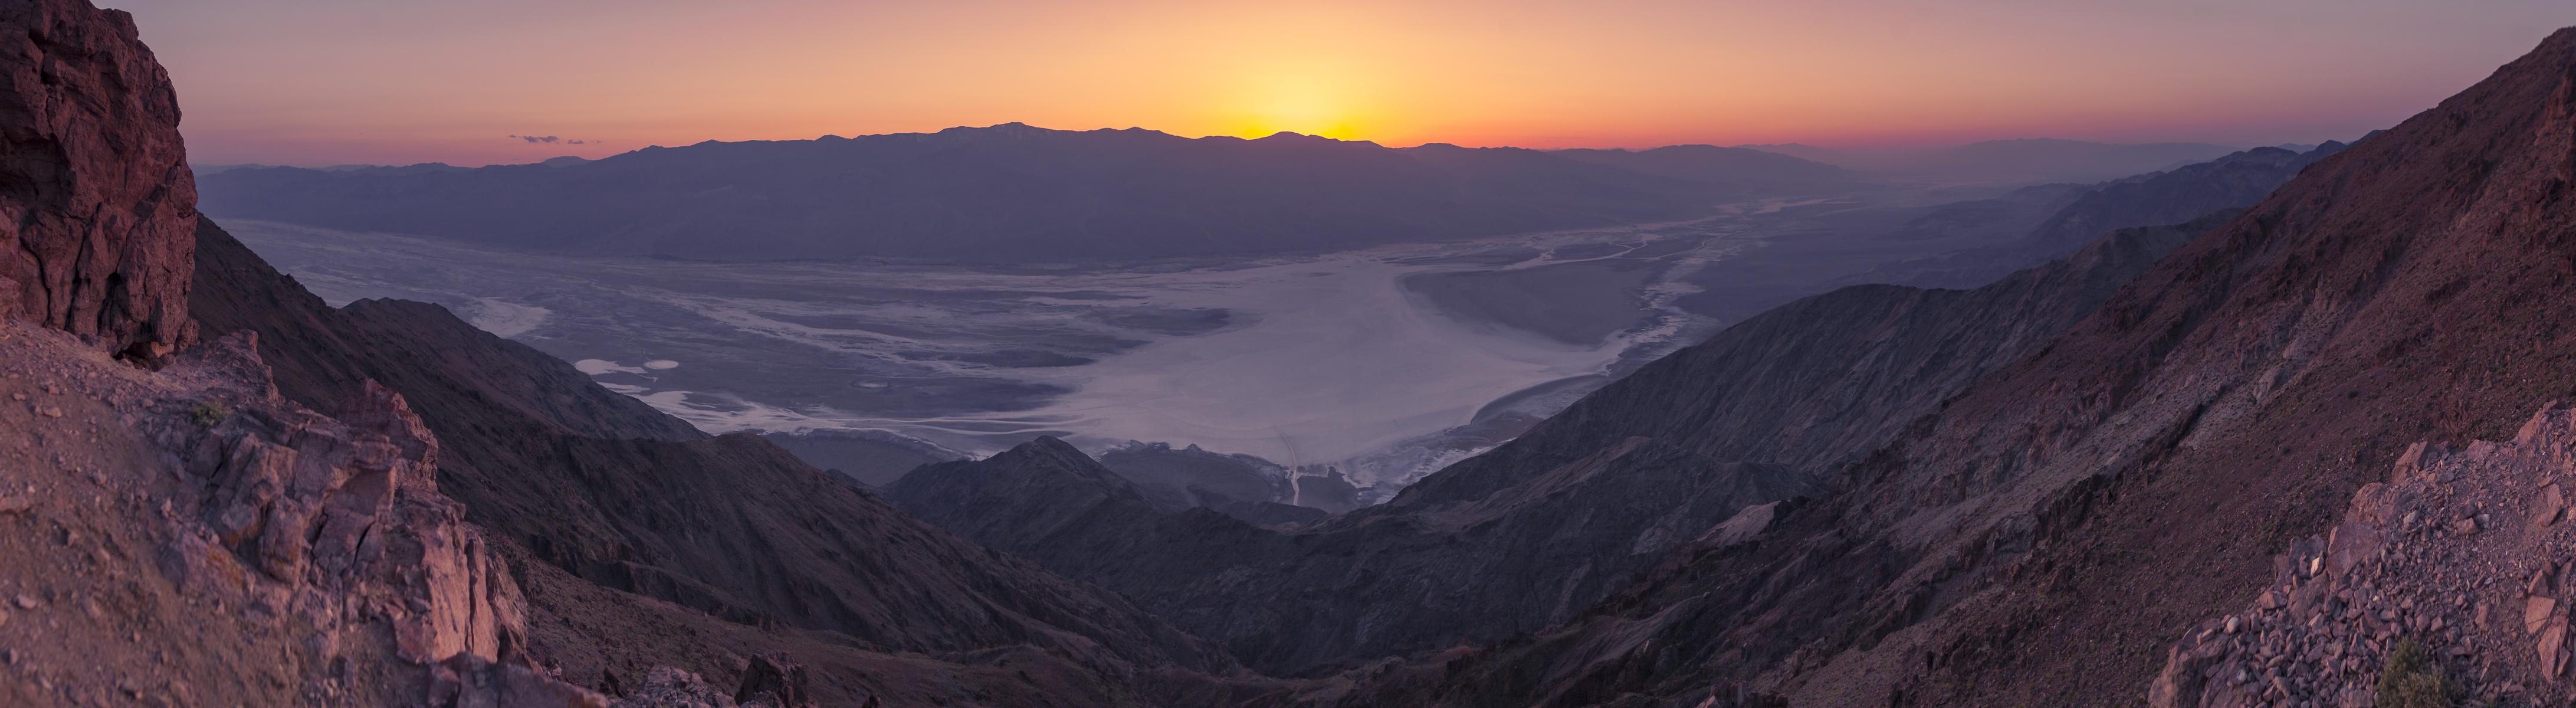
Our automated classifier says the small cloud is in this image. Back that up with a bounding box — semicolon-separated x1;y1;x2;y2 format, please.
507;135;602;145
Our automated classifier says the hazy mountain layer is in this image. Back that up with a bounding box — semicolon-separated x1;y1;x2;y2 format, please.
194;124;1860;263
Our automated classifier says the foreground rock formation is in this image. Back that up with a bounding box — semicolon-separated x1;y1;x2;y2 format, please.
0;319;599;706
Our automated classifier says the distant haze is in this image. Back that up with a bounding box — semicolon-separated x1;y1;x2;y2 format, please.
109;0;2572;166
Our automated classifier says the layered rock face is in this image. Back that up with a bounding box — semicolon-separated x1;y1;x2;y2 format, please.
0;1;196;356
169;337;524;666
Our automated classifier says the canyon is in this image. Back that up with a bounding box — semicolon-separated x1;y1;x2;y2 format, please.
8;1;2576;706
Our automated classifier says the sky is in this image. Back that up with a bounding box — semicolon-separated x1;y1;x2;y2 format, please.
111;0;2576;167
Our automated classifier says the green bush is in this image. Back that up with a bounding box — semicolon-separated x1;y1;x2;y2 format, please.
2375;638;2451;708
189;401;228;427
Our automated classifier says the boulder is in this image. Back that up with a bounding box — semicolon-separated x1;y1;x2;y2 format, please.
733;653;812;707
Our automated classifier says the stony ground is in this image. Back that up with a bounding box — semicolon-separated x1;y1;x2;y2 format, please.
0;321;380;706
0;320;613;707
2153;404;2576;707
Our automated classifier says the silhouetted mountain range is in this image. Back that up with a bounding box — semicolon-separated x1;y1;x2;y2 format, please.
194;125;1862;263
1745;137;2247;185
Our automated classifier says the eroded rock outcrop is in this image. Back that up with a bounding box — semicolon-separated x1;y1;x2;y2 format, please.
0;0;197;356
156;332;530;667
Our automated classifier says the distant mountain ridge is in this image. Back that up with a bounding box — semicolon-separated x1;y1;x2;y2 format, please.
1865;141;2350;287
1738;137;2247;185
195;123;1862;263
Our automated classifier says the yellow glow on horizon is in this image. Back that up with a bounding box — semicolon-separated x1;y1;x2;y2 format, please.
1228;69;1367;139
115;0;2549;166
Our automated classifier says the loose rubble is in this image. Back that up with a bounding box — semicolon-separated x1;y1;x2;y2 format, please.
2151;404;2576;707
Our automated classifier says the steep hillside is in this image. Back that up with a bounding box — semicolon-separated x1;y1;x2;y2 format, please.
1351;25;2576;708
888;435;1813;676
188;217;1238;682
1396;211;2227;512
194;125;1854;263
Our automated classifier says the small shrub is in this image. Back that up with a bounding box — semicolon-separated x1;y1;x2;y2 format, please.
2375;638;2452;708
190;401;228;427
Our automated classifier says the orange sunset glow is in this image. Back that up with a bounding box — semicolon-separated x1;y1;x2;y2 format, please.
111;0;2574;166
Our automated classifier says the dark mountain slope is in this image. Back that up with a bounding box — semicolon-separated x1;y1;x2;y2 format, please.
1391;210;2227;511
888;178;2242;679
1092;441;1311;522
1873;142;2348;288
189;218;1238;678
888;435;1812;676
194;125;1850;263
1354;25;2576;708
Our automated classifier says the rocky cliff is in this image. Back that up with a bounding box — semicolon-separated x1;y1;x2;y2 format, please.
0;1;195;358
